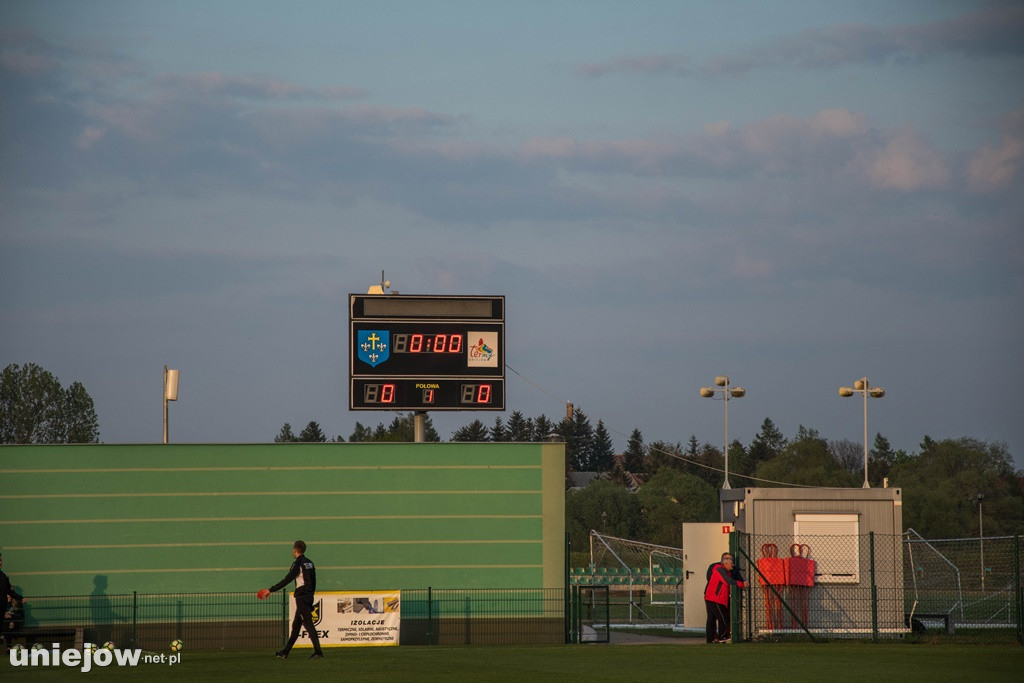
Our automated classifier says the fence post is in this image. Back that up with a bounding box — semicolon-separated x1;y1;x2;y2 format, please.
564;532;571;644
870;531;878;643
281;589;287;648
729;531;743;643
132;591;137;648
1015;535;1021;645
427;587;433;646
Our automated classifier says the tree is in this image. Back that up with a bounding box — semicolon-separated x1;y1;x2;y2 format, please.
559;408;595;472
622;428;645;474
505;411;534;442
565;479;644;552
532;414;555;441
727;438;751;480
755;427;858;487
636;469;717;546
1;363;99;443
298;421;327;442
347;413;440;442
749;417;787;465
275;422;299;443
646;440;682;473
489;416;507;442
868;433;896;484
451;419;490;442
829;438;862;473
890;437;1023;537
348;422;374;442
591;421;616;472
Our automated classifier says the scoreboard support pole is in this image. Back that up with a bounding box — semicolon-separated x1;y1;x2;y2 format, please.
414;411;427;443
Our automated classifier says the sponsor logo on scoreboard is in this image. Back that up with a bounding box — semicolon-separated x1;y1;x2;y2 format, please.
357;330;390;367
468;331;498;368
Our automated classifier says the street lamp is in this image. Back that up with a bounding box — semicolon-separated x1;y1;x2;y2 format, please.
163;365;179;444
700;376;745;490
838;377;885;488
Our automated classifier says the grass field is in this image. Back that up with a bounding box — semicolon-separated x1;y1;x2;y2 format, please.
4;643;1023;681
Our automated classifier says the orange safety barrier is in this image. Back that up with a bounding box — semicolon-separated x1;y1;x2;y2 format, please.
756;543;785;629
785;543;815;627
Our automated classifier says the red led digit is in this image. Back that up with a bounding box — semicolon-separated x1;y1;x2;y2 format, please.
433;334;447;353
423;389;435;403
477;384;491;403
449;334;463;353
381;384;395;403
410;334;424;352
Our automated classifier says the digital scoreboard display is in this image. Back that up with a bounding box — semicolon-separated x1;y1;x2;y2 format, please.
349;294;505;411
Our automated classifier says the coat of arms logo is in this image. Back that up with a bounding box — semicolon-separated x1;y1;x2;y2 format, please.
357;330;390;367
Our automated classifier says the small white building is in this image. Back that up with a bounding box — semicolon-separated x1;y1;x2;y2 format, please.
719;486;905;638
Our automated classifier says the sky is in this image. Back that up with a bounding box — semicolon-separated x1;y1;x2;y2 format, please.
2;1;1022;468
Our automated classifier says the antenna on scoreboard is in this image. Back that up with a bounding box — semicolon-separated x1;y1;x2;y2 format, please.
367;270;395;295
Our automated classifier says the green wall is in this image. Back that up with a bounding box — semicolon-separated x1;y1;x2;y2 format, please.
0;442;565;596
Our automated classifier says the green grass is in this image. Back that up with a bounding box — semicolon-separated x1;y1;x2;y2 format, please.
4;643;1023;681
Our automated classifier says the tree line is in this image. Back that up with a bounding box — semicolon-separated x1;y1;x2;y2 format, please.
278;408;1023;545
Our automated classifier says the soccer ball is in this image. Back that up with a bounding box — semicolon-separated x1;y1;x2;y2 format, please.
103;641;116;651
11;644;25;654
31;643;44;650
170;639;183;652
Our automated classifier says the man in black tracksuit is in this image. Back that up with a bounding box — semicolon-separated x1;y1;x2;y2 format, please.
265;541;324;659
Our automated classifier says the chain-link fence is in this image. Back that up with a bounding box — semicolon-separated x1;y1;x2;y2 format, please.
735;532;1022;643
5;591;285;651
4;589;568;650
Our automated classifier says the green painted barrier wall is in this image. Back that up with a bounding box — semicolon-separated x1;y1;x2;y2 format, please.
0;442;565;596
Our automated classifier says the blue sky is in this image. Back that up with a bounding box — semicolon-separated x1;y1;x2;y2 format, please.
2;1;1022;468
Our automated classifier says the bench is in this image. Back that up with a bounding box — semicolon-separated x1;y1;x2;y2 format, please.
6;626;85;648
906;612;954;635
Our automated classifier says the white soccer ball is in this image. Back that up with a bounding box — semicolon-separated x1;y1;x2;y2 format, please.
170;639;183;652
31;642;44;650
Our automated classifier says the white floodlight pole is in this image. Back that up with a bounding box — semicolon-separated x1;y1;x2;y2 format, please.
838;377;884;488
700;376;745;490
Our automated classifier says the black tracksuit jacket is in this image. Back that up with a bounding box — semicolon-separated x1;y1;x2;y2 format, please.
270;554;317;600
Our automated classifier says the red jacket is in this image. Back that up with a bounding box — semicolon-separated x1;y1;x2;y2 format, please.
704;563;745;605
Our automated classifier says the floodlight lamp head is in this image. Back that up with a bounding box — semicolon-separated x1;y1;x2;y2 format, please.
700;387;715;398
869;387;885;398
730;387;745;398
715;376;728;387
839;387;854;397
854;379;866;391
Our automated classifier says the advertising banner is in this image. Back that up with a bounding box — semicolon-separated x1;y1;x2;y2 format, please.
291;590;401;648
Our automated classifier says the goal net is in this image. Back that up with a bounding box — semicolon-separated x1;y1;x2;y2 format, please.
588;531;684;607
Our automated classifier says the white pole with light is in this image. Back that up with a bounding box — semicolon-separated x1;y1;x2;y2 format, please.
700;376;745;490
838;377;885;488
163;365;179;444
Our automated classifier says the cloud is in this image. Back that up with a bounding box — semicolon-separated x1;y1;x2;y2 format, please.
967;109;1024;193
152;72;367;102
857;130;950;191
578;6;1024;78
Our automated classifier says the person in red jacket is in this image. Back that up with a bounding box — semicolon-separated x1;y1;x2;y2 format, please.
705;552;745;643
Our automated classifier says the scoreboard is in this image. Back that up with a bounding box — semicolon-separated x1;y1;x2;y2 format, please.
349;294;505;411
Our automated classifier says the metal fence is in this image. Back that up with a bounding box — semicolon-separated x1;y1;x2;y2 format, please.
4;589;567;650
735;532;1023;643
7;591;286;651
400;588;566;645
